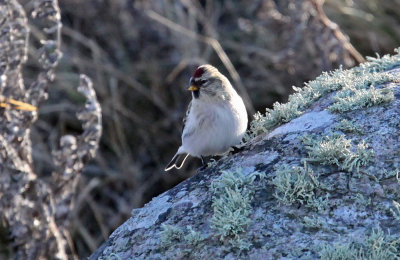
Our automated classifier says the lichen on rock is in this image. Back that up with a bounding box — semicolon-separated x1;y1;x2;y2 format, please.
90;50;400;259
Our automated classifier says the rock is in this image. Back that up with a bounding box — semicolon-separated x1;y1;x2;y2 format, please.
90;52;400;259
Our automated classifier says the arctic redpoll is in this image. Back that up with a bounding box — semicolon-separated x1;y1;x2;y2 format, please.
165;64;248;171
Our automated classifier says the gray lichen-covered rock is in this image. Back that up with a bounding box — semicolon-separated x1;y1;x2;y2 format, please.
90;52;400;259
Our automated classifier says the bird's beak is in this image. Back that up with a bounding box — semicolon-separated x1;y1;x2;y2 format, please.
188;85;198;91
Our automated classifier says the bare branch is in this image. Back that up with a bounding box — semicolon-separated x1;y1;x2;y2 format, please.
145;9;256;115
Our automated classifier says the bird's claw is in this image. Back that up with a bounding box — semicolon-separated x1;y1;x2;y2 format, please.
197;164;208;172
231;145;244;154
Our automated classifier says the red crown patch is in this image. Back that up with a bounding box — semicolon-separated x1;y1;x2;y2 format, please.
193;67;205;78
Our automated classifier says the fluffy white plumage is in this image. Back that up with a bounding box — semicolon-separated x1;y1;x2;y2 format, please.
165;65;248;171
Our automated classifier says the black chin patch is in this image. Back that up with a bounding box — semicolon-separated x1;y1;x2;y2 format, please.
193;90;200;99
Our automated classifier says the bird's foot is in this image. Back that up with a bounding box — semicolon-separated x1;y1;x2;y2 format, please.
197;156;209;172
231;145;245;155
197;164;208;172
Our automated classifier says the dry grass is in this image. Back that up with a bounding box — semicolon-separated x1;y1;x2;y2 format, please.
10;0;399;258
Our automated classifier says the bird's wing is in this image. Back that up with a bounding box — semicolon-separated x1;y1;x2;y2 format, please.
182;100;192;133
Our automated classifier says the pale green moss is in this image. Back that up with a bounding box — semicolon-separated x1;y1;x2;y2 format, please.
382;169;400;179
246;49;399;140
245;68;348;140
160;224;184;248
228;238;252;252
159;169;262;252
326;69;395;114
319;228;400;260
335;119;363;134
319;243;358;260
360;228;400;259
207;158;217;168
272;165;316;206
361;47;400;72
212;187;252;237
354;193;372;209
302;134;374;173
329;85;394;113
390;200;400;223
302;215;323;229
254;100;303;132
210;169;261;250
183;226;205;246
98;252;122;260
349;140;375;173
303;134;352;167
160;224;205;249
272;164;329;211
305;193;330;212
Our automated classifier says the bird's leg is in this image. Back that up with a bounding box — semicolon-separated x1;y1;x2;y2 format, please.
231;145;245;155
201;156;205;165
197;156;208;171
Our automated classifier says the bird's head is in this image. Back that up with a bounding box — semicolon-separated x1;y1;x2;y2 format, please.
188;64;232;101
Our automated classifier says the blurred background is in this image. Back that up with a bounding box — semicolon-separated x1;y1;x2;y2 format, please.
21;0;400;257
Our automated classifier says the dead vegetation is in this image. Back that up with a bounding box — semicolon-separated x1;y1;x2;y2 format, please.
0;0;399;258
0;0;101;259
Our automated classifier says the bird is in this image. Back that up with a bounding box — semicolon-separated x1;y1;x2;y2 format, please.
165;64;248;171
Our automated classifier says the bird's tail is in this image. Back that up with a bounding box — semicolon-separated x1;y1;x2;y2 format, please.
164;153;190;171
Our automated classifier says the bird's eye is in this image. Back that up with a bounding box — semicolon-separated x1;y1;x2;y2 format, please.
199;79;208;85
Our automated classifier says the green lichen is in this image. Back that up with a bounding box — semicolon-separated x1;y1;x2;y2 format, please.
207;158;218;168
335;119;363;134
382;169;400;180
245;48;399;140
210;169;260;250
302;134;374;173
248;100;303;138
361;47;400;72
303;134;352;166
302;215;323;230
245;68;347;140
352;141;375;173
319;243;358;260
305;193;330;212
327;68;395;114
160;224;185;248
319;228;400;260
272;164;328;212
272;165;316;206
390;200;400;223
183;226;205;246
354;193;372;209
360;228;400;259
160;224;205;249
98;252;122;260
328;85;394;113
